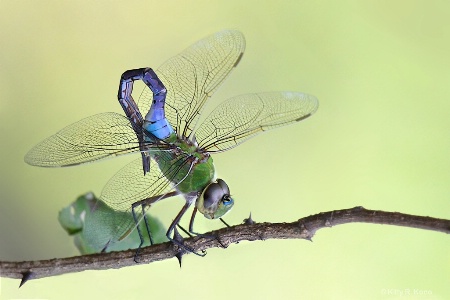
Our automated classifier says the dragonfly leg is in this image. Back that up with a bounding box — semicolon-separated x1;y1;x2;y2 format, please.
141;204;154;246
219;217;231;228
188;207;201;234
131;202;146;262
167;200;206;257
128;191;180;262
188;207;227;249
177;224;194;238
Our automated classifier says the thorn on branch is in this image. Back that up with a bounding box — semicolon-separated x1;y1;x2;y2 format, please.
19;271;34;288
243;212;255;225
173;227;186;268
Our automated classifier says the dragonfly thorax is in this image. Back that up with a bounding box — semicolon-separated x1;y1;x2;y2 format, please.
150;136;215;197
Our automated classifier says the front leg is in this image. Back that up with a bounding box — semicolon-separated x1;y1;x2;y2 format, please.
189;205;228;249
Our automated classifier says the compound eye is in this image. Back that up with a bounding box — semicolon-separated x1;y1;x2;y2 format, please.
222;194;232;205
203;182;225;209
197;179;233;219
216;179;230;195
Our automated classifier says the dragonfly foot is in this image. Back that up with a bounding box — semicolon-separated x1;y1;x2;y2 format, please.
101;239;112;253
189;231;227;249
169;228;206;258
171;240;206;258
132;237;146;263
133;246;144;263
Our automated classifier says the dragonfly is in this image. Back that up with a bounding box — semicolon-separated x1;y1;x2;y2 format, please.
58;193;167;255
25;30;318;258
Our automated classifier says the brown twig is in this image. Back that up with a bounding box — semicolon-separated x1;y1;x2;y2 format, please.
1;206;449;286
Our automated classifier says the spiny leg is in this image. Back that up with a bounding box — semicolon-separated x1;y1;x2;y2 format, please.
219;218;231;228
131;202;146;262
167;201;206;257
188;207;227;249
176;214;206;255
130;191;179;262
141;204;154;246
188;207;214;237
177;224;194;238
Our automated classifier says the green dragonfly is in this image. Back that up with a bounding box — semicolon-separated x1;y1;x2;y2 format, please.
25;30;318;257
58;193;167;255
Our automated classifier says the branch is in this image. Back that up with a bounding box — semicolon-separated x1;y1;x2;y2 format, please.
1;206;449;286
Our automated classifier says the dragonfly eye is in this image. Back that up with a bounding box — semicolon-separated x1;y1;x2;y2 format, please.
197;179;234;219
222;195;232;205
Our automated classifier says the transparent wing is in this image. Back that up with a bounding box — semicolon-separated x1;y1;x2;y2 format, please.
137;30;245;138
24;112;141;167
84;152;193;248
100;157;177;211
195;92;319;152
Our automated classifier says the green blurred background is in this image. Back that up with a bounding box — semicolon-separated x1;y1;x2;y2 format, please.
1;1;449;299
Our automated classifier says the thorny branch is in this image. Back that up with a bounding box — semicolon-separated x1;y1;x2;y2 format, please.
1;206;449;287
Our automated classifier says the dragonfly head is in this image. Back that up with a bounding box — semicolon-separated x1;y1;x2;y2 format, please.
197;179;234;219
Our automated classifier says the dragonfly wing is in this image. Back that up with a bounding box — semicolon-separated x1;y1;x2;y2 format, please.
25;112;141;167
100;157;176;211
195;92;319;152
85;152;193;249
137;30;245;138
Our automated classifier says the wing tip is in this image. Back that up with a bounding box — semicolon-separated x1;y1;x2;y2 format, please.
233;52;244;67
295;113;313;122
